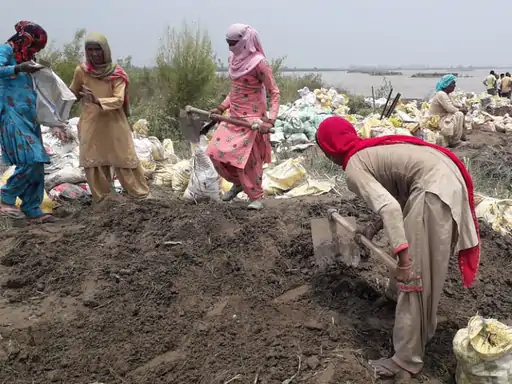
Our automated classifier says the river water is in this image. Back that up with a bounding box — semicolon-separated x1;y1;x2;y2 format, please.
286;69;500;99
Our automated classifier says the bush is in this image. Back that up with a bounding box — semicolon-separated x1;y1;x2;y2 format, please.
152;22;218;139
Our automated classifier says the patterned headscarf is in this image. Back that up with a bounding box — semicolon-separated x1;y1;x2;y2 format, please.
7;21;48;63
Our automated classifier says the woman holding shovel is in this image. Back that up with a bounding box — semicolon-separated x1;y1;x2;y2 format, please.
207;24;280;210
315;116;480;380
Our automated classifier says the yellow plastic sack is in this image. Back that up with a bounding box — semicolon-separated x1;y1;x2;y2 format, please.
360;118;394;139
475;196;512;237
140;159;157;178
421;115;440;130
132;119;149;136
344;114;358;124
219;158;307;196
389;116;402;127
152;164;174;187
219;178;233;194
170;159;191;193
276;178;334;199
1;167;54;214
262;158;307;195
453;316;512;384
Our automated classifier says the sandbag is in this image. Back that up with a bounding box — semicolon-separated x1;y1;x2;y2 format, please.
475;196;512;236
454;316;512;383
31;67;76;127
262;158;307;195
133;135;153;161
171;159;191;193
132;119;149;136
148;136;165;161
183;136;220;202
49;183;89;200
1;166;55;214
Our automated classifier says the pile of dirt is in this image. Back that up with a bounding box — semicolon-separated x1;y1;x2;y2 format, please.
0;196;511;384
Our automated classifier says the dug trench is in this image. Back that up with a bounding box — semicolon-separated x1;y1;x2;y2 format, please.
0;195;511;384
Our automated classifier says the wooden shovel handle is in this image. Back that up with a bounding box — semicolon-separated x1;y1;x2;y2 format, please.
330;212;397;271
185;105;275;133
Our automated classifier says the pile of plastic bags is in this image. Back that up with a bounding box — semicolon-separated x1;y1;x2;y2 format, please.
268;87;512;149
0;118;181;205
270;87;349;145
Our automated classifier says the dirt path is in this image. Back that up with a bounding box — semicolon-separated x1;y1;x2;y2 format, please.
0;195;511;384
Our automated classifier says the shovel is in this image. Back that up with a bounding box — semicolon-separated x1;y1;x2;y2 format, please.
180;106;275;143
311;208;399;300
178;108;215;144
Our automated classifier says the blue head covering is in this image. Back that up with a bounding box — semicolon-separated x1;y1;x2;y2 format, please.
436;74;457;92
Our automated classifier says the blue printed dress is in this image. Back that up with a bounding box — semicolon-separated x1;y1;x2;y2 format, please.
0;44;50;217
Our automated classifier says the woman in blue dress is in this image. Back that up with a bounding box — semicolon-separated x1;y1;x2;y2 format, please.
0;21;57;222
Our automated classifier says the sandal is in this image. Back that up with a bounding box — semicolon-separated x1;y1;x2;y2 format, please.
0;205;25;219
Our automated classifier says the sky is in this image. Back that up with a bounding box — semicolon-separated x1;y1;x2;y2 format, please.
2;0;512;68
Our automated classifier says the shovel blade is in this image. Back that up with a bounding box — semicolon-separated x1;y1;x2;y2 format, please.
178;109;205;143
311;216;361;270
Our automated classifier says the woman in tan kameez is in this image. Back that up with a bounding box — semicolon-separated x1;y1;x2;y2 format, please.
69;33;149;202
316;117;481;380
428;74;468;148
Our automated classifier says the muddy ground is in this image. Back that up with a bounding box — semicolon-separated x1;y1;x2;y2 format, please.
0;128;511;384
0;194;511;384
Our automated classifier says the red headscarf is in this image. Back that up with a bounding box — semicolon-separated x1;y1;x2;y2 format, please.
7;21;48;63
316;116;480;287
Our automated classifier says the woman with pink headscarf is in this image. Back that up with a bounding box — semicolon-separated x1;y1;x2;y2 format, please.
207;24;280;210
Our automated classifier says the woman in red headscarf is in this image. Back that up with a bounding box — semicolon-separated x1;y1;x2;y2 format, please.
316;116;480;378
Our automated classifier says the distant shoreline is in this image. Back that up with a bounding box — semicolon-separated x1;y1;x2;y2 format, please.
216;66;509;73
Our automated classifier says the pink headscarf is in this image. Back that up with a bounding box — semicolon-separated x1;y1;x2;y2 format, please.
226;24;265;79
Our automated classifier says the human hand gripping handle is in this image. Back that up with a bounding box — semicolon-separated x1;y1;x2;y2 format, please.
356;220;415;283
186;105;275;134
395;248;416;283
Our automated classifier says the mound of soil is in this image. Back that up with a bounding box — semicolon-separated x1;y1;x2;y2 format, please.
0;196;511;384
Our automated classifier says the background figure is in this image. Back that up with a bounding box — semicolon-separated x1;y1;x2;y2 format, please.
501;72;512;99
483;70;497;95
429;74;468;148
497;73;504;97
69;33;149;203
0;21;58;223
206;24;280;210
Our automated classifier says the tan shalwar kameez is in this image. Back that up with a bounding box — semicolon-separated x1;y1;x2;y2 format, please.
345;144;479;374
429;91;466;147
70;66;149;202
